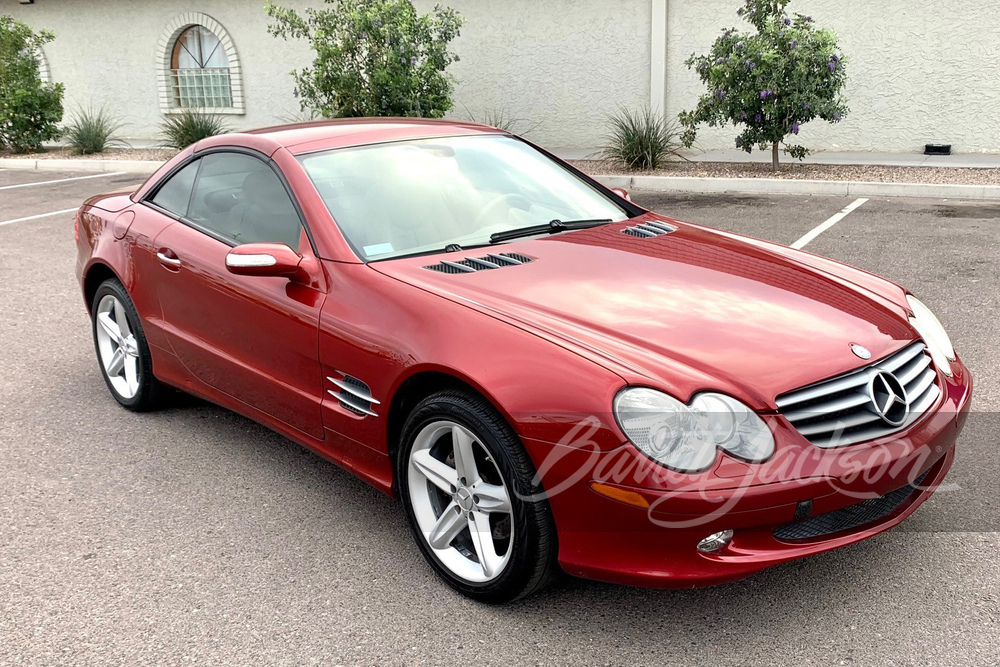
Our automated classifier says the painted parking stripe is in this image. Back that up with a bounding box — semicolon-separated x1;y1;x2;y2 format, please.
0;171;127;191
0;207;78;228
791;198;869;250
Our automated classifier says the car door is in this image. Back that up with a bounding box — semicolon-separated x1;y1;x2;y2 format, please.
142;149;326;439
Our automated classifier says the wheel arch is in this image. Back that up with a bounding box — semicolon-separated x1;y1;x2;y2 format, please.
83;261;124;314
385;367;519;488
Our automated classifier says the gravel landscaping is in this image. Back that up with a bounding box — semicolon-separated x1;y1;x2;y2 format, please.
572;159;1000;186
0;147;178;162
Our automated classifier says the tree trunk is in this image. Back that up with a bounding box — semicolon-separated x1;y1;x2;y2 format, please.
771;141;779;171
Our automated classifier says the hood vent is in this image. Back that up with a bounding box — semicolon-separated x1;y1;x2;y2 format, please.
424;252;534;274
622;221;675;238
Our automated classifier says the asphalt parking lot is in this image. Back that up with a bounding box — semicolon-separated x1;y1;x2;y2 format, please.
1;167;998;666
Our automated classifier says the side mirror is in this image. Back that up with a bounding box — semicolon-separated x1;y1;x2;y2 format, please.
225;243;302;277
610;187;631;202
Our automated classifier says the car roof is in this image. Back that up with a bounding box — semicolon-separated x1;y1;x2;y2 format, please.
193;117;508;157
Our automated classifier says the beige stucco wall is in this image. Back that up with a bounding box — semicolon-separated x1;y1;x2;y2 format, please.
4;0;999;153
667;0;1000;154
4;0;651;149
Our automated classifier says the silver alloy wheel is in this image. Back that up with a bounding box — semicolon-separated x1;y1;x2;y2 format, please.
95;294;140;399
408;420;514;583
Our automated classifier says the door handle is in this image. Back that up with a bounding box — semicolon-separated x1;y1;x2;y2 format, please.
156;250;181;268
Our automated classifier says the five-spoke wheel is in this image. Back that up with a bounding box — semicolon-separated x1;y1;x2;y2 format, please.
399;390;558;603
90;278;160;411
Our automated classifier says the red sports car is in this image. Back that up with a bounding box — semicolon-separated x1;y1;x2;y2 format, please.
76;119;971;602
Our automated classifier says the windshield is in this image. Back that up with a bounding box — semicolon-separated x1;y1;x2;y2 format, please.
298;135;631;260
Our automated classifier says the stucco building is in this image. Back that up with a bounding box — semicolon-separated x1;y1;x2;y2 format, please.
5;0;998;153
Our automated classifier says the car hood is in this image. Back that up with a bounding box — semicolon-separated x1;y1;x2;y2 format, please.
370;216;916;410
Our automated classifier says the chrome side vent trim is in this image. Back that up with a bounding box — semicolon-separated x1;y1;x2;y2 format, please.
327;373;380;417
622;221;675;238
423;252;535;274
775;341;941;448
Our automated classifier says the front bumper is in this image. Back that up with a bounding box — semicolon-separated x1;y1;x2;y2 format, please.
527;361;972;588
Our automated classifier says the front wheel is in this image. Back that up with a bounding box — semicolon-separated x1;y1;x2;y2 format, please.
398;389;558;603
91;278;161;411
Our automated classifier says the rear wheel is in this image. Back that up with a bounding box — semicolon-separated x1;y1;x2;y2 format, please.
91;278;161;411
398;389;558;603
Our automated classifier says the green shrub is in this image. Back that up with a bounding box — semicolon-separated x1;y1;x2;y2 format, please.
0;16;64;153
158;110;230;149
265;0;464;119
598;107;684;171
679;0;849;170
64;106;128;154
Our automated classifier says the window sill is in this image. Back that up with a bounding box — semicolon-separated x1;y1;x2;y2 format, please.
164;107;245;116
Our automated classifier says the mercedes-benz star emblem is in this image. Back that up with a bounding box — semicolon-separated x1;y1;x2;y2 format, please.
868;371;908;427
851;344;872;360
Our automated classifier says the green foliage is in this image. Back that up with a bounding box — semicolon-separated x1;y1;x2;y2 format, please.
64;106;128;154
158;109;230;149
265;0;464;119
599;107;684;171
0;16;64;153
678;0;848;168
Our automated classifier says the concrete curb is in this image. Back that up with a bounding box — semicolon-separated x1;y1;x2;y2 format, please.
0;158;161;174
594;174;1000;201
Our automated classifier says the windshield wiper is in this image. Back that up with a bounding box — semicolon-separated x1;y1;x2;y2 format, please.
489;218;613;244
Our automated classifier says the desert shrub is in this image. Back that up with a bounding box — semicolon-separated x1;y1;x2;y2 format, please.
64;106;128;154
158;110;230;149
598;107;683;170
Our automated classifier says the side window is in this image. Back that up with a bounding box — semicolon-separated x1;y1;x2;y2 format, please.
187;152;303;249
150;161;200;216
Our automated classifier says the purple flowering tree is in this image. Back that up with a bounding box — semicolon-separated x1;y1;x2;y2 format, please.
266;0;463;118
679;0;848;170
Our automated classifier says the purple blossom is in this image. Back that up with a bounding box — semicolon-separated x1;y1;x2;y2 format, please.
792;122;800;134
784;17;792;25
746;60;756;70
790;39;798;48
828;61;836;71
754;113;762;122
735;41;745;49
760;89;773;99
715;57;725;65
716;90;726;99
834;113;843;121
803;102;810;109
410;56;418;66
831;54;840;62
739;111;748;120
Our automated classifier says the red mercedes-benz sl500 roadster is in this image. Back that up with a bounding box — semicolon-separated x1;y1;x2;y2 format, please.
76;119;971;602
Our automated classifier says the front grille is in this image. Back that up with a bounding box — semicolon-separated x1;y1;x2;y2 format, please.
773;469;929;541
775;341;940;448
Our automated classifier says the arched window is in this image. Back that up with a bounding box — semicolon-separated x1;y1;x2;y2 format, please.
171;26;231;108
157;13;245;114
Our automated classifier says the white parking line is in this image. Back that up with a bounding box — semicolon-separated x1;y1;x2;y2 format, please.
0;208;78;228
0;171;127;191
791;197;868;250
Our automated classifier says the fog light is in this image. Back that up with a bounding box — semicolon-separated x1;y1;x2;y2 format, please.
697;529;733;553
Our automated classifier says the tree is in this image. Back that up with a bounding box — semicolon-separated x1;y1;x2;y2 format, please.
265;0;463;119
0;16;64;153
678;0;848;170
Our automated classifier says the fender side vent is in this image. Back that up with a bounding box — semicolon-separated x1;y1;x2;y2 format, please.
424;252;535;274
622;221;675;238
327;373;380;417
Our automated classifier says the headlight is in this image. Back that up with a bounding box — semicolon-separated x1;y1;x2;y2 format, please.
906;295;955;376
613;388;775;473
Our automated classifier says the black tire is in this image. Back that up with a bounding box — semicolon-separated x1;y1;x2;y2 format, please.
91;278;162;411
397;389;559;603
